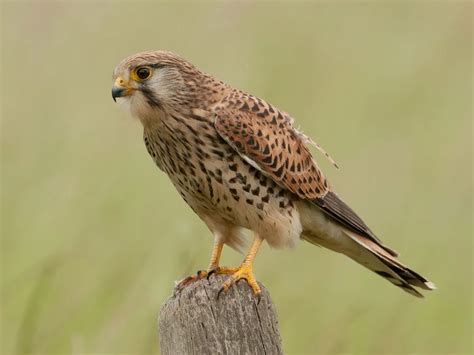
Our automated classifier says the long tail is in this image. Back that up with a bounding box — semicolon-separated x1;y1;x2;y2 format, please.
301;227;435;298
340;229;436;297
298;200;436;297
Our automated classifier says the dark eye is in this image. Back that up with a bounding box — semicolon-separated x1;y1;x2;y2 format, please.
136;66;151;80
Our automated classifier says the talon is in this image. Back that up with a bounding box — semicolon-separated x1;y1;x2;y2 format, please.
211;236;264;299
206;267;219;280
207;266;239;280
219;264;261;296
175;269;208;291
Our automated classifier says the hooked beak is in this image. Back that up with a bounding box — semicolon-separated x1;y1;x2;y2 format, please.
112;77;133;102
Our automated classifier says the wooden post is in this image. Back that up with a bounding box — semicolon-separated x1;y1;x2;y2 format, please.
158;274;283;354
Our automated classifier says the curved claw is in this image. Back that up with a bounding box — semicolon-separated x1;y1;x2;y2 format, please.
207;266;239;280
215;265;261;298
175;269;208;292
206;267;219;280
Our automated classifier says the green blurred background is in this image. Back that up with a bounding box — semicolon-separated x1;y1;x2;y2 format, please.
1;1;472;354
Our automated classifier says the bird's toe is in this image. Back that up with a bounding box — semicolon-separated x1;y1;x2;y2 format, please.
207;266;239;280
175;269;208;292
216;265;261;298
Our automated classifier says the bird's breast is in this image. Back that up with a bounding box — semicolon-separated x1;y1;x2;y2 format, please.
142;117;302;247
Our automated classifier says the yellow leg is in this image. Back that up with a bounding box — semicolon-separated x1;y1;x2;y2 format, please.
218;235;263;296
176;238;225;290
207;238;224;270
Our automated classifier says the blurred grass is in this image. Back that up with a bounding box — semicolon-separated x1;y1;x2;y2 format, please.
1;1;472;354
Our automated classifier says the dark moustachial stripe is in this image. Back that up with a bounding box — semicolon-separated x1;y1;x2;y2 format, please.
141;86;163;109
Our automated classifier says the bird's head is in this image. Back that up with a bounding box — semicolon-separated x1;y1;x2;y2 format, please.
112;50;201;123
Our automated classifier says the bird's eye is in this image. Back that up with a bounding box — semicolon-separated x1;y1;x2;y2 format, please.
134;66;153;81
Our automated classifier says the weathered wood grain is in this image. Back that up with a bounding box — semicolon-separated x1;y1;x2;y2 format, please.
158;274;282;355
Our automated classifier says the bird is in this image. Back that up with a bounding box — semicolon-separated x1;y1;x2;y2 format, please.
111;50;435;298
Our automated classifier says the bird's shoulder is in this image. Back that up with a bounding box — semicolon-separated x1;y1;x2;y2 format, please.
212;90;295;129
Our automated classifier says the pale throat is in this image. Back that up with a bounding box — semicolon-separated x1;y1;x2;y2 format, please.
124;94;166;128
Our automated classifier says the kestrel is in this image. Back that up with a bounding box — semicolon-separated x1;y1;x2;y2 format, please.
112;51;435;298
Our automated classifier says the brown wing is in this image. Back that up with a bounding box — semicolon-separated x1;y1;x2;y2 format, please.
213;94;329;199
213;93;398;256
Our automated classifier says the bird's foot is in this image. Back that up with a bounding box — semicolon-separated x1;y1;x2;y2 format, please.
206;266;239;279
175;269;208;292
216;264;261;298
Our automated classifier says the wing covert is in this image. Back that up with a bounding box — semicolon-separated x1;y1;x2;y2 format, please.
213;95;329;200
